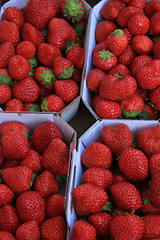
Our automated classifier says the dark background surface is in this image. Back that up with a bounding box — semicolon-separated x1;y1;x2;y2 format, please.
0;0;101;137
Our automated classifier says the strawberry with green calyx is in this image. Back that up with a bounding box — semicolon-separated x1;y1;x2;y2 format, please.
23;103;40;112
66;43;85;69
71;220;97;240
34;67;57;90
28;56;39;69
60;0;85;23
53;56;75;79
5;98;24;112
0;68;12;84
73;19;86;36
108;64;131;77
0;121;30;138
54;174;67;186
93;50;118;72
40;94;65;113
140;103;160;120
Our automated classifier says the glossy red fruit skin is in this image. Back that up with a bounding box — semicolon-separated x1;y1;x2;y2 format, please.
0;121;29;138
132;35;154;55
128;0;146;9
0;231;16;240
130;55;153;77
5;98;24;112
142;214;160;239
108;64;131;76
93;51;118;72
143;103;160;120
40;94;65;113
145;0;160;19
120;93;145;114
0;42;15;68
150;11;160;36
153;38;160;59
100;0;125;21
86;68;106;93
71;220;97;240
66;45;85;69
150;174;160;208
118;44;136;67
15;220;40;240
96;100;122;119
0;84;12;104
46;194;65;218
0;20;20;46
53;56;74;79
20;150;43;173
149;153;160;176
16;41;36;59
149;86;160;111
0;184;14;207
128;13;150;35
92;40;108;55
95;20;117;43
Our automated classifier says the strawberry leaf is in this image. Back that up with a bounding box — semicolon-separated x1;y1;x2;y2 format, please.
41;98;50;112
30;173;37;188
28;104;40;112
39;69;57;87
111;29;126;37
99;50;114;61
121;110;143;119
59;65;75;79
54;174;67;185
63;0;84;23
144;197;151;205
65;40;79;54
28;56;38;69
74;22;84;36
23;130;29;139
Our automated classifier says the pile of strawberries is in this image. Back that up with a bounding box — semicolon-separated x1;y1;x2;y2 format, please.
0;0;86;112
87;0;160;120
71;123;160;239
0;120;70;239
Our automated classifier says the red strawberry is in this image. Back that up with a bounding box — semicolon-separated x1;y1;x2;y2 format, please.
132;35;154;55
149;153;160;176
112;173;127;184
0;84;12;104
41;138;69;176
41;94;65;113
32;121;62;154
119;148;148;181
54;79;79;103
81;142;112;169
47;18;76;51
38;86;53;103
110;182;142;211
93;50;118;72
95;20;117;43
73;183;108;216
150;11;160;36
109;214;144;240
128;13;150;35
118;44;136;67
92;94;104;112
137;125;160;157
0;68;12;83
100;74;137;102
16;191;45;224
107;29;128;56
0;232;16;240
145;0;160;19
0;41;15;68
46;194;65;218
137;87;149;100
5;98;24;112
23;102;40;112
129;55;153;77
0;204;20;234
8;55;31;80
100;0;125;21
0;120;28;138
0;184;14;207
88;212;112;238
92;40;108;55
150;173;160;208
13;77;40;103
53;56;75;79
37;43;61;67
34;66;56;90
20;150;43;173
142;214;160;239
0;20;20;46
153;37;160;59
24;0;57;30
143;103;160;120
71;67;82;83
86;68;106;93
96;99;122;119
82;167;113;191
21;23;44;48
40;216;66;240
150;86;160;111
128;0;146;9
1;159;19;170
71;220;96;240
108;64;131;76
122;27;133;44
1;6;25;30
15;220;40;240
16;41;36;59
102;124;133;155
66;45;85;69
2;130;29;160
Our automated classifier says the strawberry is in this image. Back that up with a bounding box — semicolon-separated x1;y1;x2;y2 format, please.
143;103;160;120
118;44;136;67
0;84;12;104
0;121;29;139
86;68;106;93
8;55;31;80
119;148;148;181
82;167;113;191
142;214;160;239
132;35;154;55
60;0;85;23
23;102;40;112
5;98;24;112
153;37;160;59
0;149;4;168
92;94;104;112
0;232;16;240
41;138;69;176
112;173;127;184
150;11;160;36
0;20;20;46
129;55;153;77
32;121;62;154
16;41;36;59
0;41;15;68
149;153;160;176
150;173;160;208
54;79;79;103
46;194;65;218
110;182;142;211
13;77;40;103
102;124;133;155
34;66;56;90
20;150;43;173
0;68;12;83
122;27;133;44
1;6;25;30
66;45;85;69
16;191;45;224
149;86;160;110
99;74;137;102
108;64;131;76
24;0;57;30
81;142;112;169
0;204;20;234
37;43;62;67
0;184;14;207
21;23;44;48
33;170;59;198
53;56;75;79
47;18;76;51
96;99;122;119
88;212;112;238
1;159;19;170
71;67;82;83
106;29;128;56
128;13;150;35
40;216;66;240
41;94;65;113
109;214;144;240
71;220;96;240
128;0;146;9
145;0;160;19
137;87;149;100
136;59;160;90
95;20;117;43
73;183;108;216
15;220;40;240
100;0;125;21
2;130;29;160
92;40;108;55
93;50;118;72
38;86;53;103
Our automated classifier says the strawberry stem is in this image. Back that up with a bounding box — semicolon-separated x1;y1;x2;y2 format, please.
39;69;57;87
63;0;84;23
99;50;114;61
111;29;126;37
59;65;75;79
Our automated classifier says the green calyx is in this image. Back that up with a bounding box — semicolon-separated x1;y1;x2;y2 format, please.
23;130;29;139
101;201;113;213
74;22;84;36
60;65;75;79
0;171;3;184
0;73;12;87
65;40;79;54
114;73;124;80
41;98;50;112
42;28;48;41
121;110;147;119
28;56;38;69
63;0;84;22
39;69;57;87
28;103;40;112
144;197;151;205
99;50;114;61
111;29;126;37
54;174;67;185
29;173;37;188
